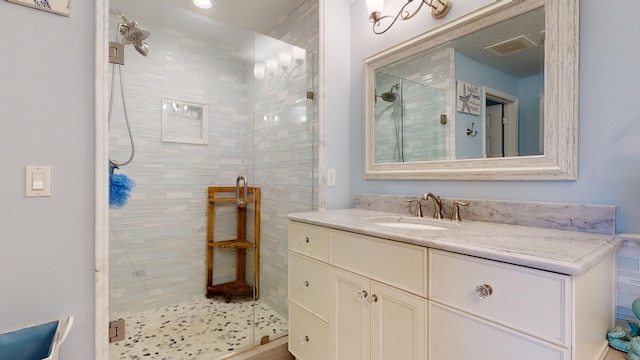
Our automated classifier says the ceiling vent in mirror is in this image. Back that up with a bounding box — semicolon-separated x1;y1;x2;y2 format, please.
484;35;537;57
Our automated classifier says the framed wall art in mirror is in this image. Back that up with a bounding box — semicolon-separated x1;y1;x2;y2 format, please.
8;0;70;16
364;0;578;180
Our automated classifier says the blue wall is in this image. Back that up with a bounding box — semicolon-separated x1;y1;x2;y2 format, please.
0;1;95;358
336;0;640;235
454;51;543;158
455;51;519;159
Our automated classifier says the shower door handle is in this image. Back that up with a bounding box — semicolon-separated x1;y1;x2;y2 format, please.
236;175;248;208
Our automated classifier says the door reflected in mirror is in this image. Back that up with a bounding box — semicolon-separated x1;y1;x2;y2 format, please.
373;7;544;164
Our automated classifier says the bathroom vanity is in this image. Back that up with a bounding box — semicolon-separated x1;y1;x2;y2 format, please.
287;206;619;360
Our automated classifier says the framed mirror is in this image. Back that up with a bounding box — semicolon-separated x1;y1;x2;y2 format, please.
364;0;578;180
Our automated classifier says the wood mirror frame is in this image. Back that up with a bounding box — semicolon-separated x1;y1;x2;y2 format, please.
363;0;578;180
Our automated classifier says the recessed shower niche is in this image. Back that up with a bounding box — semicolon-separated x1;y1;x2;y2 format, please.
161;97;208;145
106;0;316;358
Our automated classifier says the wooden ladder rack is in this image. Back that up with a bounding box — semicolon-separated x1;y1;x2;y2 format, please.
206;186;260;302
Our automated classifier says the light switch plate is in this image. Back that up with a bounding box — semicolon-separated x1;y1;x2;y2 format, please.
327;169;336;187
25;166;51;197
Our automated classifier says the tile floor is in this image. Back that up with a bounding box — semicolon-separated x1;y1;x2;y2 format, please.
109;297;288;360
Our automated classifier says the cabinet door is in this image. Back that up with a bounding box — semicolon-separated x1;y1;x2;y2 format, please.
371;281;427;360
331;267;371;360
428;301;568;360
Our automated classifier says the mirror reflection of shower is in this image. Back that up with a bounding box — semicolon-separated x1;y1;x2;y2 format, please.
108;9;151;169
376;81;404;162
374;73;449;163
378;83;399;103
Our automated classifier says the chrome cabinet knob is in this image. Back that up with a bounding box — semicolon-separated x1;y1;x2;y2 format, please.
300;236;310;244
367;294;378;304
299;335;309;345
475;284;493;299
356;290;368;301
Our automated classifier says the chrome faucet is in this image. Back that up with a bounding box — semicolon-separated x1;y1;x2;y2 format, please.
405;199;423;217
451;200;470;222
422;192;443;219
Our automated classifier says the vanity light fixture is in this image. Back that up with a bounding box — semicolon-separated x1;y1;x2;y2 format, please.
366;0;452;34
254;46;306;81
193;0;213;9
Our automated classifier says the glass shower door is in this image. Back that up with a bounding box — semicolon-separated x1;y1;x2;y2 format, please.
107;1;315;358
249;33;316;346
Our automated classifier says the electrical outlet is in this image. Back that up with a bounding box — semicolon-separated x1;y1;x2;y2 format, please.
327;169;336;187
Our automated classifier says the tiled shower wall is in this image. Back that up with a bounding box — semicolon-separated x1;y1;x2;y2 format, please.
375;48;453;162
616;238;640;327
109;19;251;314
261;0;320;318
109;0;319;318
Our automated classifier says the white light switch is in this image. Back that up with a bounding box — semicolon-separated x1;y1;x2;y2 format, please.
327;169;336;187
26;166;51;197
32;172;44;190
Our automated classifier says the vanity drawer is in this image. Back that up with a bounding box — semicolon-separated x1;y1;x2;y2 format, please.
289;221;330;262
330;230;427;297
289;302;329;360
428;301;568;360
289;252;330;322
429;249;570;346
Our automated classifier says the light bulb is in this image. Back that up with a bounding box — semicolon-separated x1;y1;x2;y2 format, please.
278;51;292;68
366;0;384;17
254;63;266;80
193;0;213;9
265;59;278;74
292;46;306;61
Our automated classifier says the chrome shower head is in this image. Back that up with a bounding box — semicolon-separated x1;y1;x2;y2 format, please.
378;84;399;103
134;42;149;57
119;20;150;44
113;11;151;57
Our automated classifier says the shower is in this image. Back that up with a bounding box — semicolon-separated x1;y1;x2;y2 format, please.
108;9;150;169
378;83;399;103
376;82;404;161
113;9;150;57
106;1;315;357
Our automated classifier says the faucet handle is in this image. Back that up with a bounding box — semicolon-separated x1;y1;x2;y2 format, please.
451;200;470;222
406;199;424;217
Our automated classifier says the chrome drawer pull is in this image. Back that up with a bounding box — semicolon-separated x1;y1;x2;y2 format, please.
300;236;310;244
367;294;378;304
356;290;368;301
299;335;309;345
475;284;493;299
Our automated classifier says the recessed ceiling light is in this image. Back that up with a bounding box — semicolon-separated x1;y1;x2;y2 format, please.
193;0;213;9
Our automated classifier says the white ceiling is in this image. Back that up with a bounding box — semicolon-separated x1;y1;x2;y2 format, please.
162;0;306;34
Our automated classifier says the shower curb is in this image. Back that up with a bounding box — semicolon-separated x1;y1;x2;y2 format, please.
224;336;293;360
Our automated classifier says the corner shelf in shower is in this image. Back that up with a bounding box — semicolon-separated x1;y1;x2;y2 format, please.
206;186;261;302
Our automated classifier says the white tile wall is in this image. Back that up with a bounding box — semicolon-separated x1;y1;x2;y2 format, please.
616;238;640;327
109;0;319;319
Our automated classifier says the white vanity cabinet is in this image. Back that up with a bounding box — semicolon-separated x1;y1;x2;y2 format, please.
288;222;330;360
288;221;428;360
329;229;428;360
288;220;614;360
428;249;571;360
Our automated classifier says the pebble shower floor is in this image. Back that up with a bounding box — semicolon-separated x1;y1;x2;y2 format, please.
109;297;288;359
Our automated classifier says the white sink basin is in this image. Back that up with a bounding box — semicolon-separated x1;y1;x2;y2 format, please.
364;216;457;231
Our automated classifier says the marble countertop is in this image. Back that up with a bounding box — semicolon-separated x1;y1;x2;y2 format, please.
287;208;621;275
